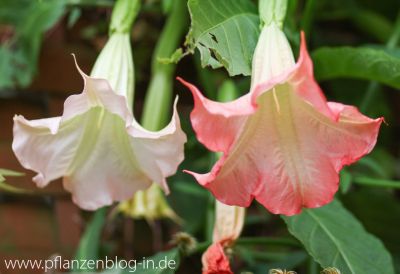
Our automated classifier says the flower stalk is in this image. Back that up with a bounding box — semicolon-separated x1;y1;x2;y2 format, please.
141;0;188;130
91;0;140;106
110;0;140;35
258;0;288;29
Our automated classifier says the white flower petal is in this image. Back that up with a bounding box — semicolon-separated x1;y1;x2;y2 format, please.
12;64;186;210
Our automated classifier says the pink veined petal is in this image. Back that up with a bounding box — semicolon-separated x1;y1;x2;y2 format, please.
189;84;382;215
202;242;233;274
289;32;336;120
177;77;253;153
182;33;383;215
13;62;186;210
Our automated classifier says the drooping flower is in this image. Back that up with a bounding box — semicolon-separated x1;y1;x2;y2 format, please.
179;22;382;216
118;184;181;222
202;201;245;274
12;10;186;210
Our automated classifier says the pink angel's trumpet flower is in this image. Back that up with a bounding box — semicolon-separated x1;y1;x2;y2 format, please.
12;30;186;210
179;22;382;216
202;201;245;274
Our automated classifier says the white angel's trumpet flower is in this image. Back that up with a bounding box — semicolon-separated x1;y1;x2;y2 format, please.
12;0;186;210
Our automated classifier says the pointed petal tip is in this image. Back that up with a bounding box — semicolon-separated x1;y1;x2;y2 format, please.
182;169;194;176
176;77;204;100
299;31;307;50
300;31;306;41
176;77;192;88
70;53;89;80
176;76;190;89
13;114;27;123
172;95;180;112
183;169;210;186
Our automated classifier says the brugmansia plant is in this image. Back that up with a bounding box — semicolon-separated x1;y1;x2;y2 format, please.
1;0;400;273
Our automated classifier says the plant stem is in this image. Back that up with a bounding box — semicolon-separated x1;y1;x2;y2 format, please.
308;258;319;274
237;236;301;248
360;12;400;112
140;0;188;130
301;0;317;36
110;0;140;35
259;0;288;28
205;192;215;242
353;177;400;189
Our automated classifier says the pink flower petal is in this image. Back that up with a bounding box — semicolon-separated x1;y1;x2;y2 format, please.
202;242;233;274
181;34;382;215
177;77;253;154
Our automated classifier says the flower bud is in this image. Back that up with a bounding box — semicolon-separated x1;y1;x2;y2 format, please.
118;184;181;223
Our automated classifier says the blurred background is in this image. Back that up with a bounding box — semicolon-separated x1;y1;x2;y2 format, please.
1;0;400;273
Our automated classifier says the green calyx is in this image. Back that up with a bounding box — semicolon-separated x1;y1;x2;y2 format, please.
110;0;141;34
258;0;288;29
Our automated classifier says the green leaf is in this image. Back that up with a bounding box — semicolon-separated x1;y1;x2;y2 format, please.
339;169;352;194
365;45;400;59
0;169;24;177
73;207;107;271
283;200;395;274
342;189;400;272
312;47;400;89
67;7;82;28
351;9;393;43
187;0;259;76
0;181;31;194
353;177;400;189
0;0;65;89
